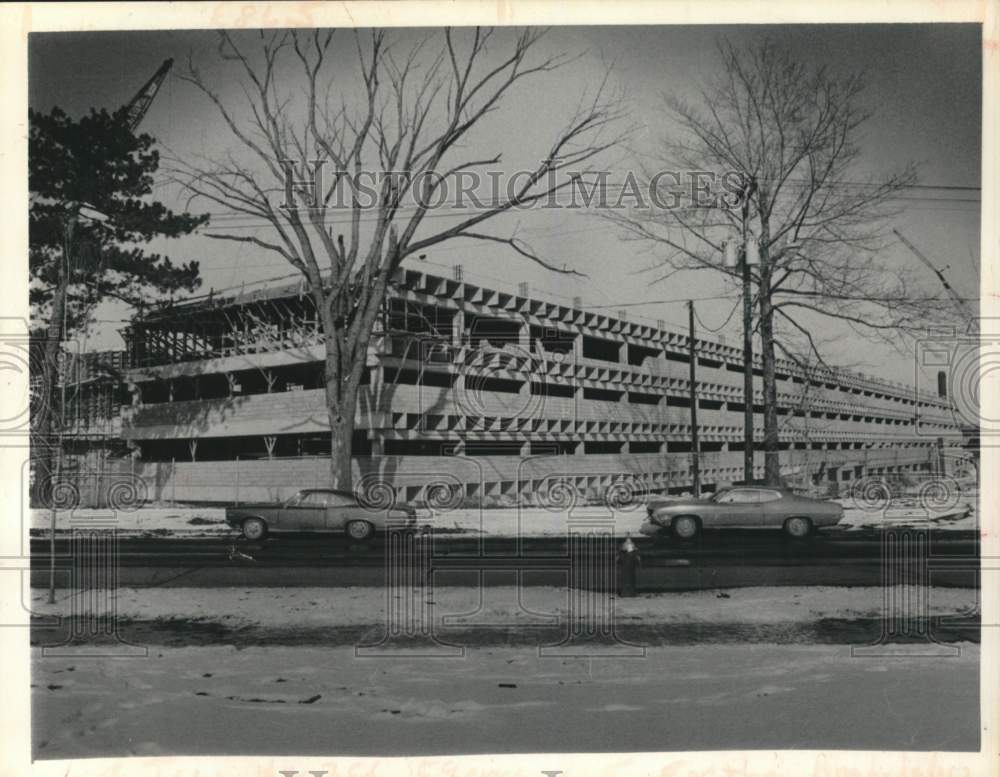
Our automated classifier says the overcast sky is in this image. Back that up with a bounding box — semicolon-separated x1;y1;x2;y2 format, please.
29;24;981;386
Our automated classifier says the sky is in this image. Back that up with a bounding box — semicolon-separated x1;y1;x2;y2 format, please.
28;23;982;386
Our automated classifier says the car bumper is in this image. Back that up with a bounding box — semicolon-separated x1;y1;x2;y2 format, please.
383;512;419;529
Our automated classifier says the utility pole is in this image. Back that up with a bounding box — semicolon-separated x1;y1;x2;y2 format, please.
48;215;75;604
688;300;701;497
740;175;758;485
40;59;171;604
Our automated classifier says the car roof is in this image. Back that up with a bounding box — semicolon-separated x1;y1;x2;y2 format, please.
299;488;356;498
719;485;792;492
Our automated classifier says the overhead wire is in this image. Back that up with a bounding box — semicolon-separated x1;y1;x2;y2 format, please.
693;298;743;334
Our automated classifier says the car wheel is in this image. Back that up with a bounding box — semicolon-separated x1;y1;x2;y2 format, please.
346;520;374;541
784;516;813;539
671;515;701;540
241;517;268;541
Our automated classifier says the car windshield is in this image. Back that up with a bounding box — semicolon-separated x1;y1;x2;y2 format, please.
710;489;732;503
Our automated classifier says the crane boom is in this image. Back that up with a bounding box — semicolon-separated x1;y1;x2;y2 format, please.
892;228;974;325
123;58;173;132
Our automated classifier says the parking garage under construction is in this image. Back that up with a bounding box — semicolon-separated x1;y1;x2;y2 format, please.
56;264;967;507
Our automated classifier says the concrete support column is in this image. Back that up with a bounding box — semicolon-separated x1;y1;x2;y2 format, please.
127;381;142;407
452;310;466;348
565;332;581;367
370;436;384;456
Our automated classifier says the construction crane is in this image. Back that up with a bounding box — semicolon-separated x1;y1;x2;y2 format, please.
122;58;173;132
893;228;975;328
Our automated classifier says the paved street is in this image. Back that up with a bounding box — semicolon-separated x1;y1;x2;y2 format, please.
29;528;981;589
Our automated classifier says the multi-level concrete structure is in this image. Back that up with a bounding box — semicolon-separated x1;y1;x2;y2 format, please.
88;264;965;506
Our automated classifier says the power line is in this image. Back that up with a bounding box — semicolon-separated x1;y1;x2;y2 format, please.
199;187;980;228
590;295;735;308
693;298;742;333
755;176;980;193
190;176;981;230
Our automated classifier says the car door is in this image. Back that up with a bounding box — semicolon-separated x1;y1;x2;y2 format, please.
323;492;358;531
711;488;763;527
276;492;306;530
756;489;788;528
282;491;328;530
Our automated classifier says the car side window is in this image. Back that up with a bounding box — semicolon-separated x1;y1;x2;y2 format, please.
717;489;758;504
758;490;783;503
325;493;355;507
300;492;329;507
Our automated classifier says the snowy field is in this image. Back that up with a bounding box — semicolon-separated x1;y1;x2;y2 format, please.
27;491;978;538
32;642;980;756
29;584;978;628
31;584;981;757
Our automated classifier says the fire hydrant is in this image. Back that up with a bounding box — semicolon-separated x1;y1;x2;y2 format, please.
618;534;641;597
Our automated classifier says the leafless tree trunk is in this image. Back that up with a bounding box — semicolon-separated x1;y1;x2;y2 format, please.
603;39;952;486
30;270;67;505
172;29;626;490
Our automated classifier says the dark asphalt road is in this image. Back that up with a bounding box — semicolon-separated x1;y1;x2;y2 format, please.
30;528;981;589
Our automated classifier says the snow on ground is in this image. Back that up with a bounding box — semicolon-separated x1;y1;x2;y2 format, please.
28;506;233;536
28;491;979;538
32;642;981;756
29;584;977;628
837;488;979;531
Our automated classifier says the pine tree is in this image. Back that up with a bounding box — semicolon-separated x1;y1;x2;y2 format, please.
29;105;208;504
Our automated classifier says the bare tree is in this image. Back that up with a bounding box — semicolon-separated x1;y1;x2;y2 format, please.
604;39;952;484
171;28;625;489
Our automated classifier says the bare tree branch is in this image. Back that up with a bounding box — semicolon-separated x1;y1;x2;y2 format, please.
170;27;626;488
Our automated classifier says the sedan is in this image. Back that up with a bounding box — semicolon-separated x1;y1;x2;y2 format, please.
225;488;418;541
640;486;843;540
